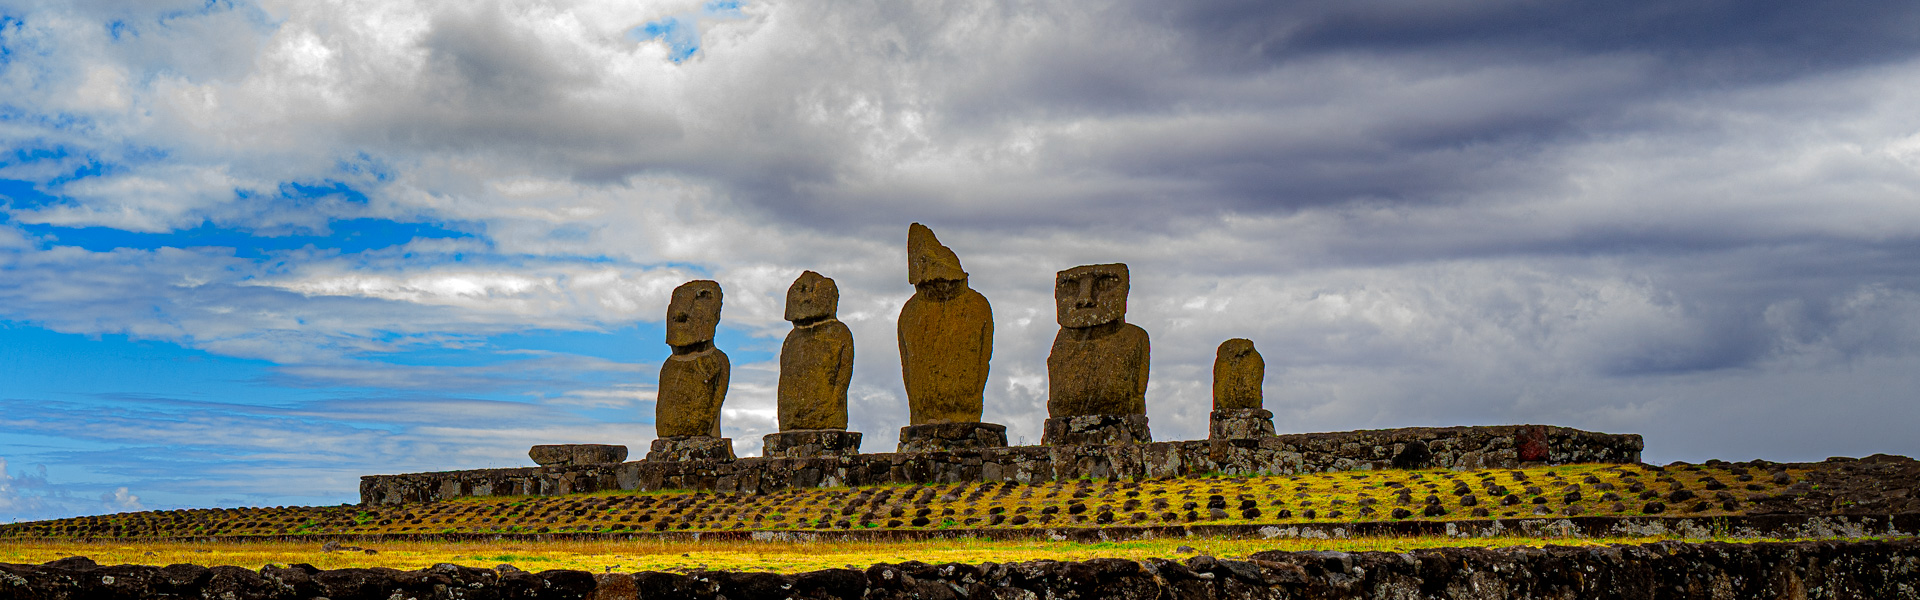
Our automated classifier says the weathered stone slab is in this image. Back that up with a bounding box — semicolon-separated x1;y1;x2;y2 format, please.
778;271;854;431
1208;408;1275;440
762;429;863;458
1047;264;1150;420
646;436;735;462
529;444;628;466
1042;414;1152;446
1211;338;1264;411
655;280;730;438
897;422;1007;452
897;223;996;426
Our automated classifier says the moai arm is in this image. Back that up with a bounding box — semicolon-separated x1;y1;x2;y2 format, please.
833;324;855;406
707;352;730;438
974;300;994;394
1133;330;1151;414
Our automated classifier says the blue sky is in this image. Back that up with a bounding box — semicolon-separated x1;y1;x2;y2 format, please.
5;0;1920;521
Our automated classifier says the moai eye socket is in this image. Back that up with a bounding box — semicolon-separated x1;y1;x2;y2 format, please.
698;290;711;299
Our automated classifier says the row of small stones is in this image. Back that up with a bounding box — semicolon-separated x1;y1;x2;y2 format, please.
3;464;1791;536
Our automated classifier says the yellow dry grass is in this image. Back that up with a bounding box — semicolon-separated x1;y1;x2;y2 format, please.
0;533;1876;574
0;463;1805;540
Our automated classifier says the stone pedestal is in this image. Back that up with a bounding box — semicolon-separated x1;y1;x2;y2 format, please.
528;444;629;466
897;422;1007;452
762;429;863;458
646;436;736;462
1207;409;1275;440
1042;414;1151;446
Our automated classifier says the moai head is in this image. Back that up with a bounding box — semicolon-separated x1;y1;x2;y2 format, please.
1213;338;1265;410
907;223;967;287
1055;263;1130;328
665;280;723;347
784;270;839;323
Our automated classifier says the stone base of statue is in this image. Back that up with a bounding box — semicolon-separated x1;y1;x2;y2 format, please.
646;436;736;462
529;444;628;467
1208;409;1275;440
1042;414;1152;446
897;422;1007;452
762;429;863;458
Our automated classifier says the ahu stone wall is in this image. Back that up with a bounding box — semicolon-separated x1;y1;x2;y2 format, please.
5;539;1916;600
361;425;1641;505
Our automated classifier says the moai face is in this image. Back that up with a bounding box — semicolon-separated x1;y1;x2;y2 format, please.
1055;263;1130;328
907;223;968;286
784;270;839;323
665;280;723;347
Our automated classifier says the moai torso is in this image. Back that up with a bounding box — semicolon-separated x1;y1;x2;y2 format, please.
897;224;994;425
1212;338;1264;411
1046;263;1149;417
778;271;855;431
656;347;730;437
654;280;730;437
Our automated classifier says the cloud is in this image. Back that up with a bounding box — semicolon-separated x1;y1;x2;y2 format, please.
3;0;1920;517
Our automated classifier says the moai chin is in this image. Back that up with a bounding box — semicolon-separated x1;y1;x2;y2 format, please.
1209;338;1275;440
1044;263;1152;445
765;271;863;458
895;223;1007;451
649;280;736;461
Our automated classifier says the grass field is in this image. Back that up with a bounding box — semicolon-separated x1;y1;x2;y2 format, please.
0;462;1801;540
0;532;1885;573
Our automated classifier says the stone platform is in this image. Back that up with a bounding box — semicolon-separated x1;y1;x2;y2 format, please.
361;424;1643;505
1041;414;1151;445
762;429;863;458
1208;408;1274;439
645;436;735;462
529;444;628;466
896;422;1007;452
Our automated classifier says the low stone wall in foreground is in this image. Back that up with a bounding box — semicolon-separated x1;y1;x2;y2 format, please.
361;425;1642;505
5;539;1916;599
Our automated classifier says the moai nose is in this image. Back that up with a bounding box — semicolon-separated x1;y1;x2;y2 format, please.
672;311;689;323
1075;279;1098;308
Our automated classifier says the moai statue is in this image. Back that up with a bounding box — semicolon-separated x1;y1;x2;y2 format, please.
895;223;1007;452
1043;263;1152;445
646;280;736;462
1209;338;1275;440
763;271;864;458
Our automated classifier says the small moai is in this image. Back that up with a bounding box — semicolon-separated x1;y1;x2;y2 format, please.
763;270;864;458
895;223;1008;452
1209;338;1275;440
1042;263;1152;445
647;279;737;462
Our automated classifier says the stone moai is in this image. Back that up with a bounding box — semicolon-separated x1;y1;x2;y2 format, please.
895;223;1008;451
1043;263;1152;445
647;279;737;462
763;270;864;458
1209;338;1275;440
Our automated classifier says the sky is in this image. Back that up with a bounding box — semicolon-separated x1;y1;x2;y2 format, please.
3;0;1919;521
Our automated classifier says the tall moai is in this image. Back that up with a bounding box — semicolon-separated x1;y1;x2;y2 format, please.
1043;263;1152;445
895;223;1007;451
647;280;737;462
763;271;864;458
1209;338;1275;440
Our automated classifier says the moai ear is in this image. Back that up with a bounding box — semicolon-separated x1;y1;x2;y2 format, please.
907;223;967;285
1055;263;1130;328
666;280;723;346
785;270;839;322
